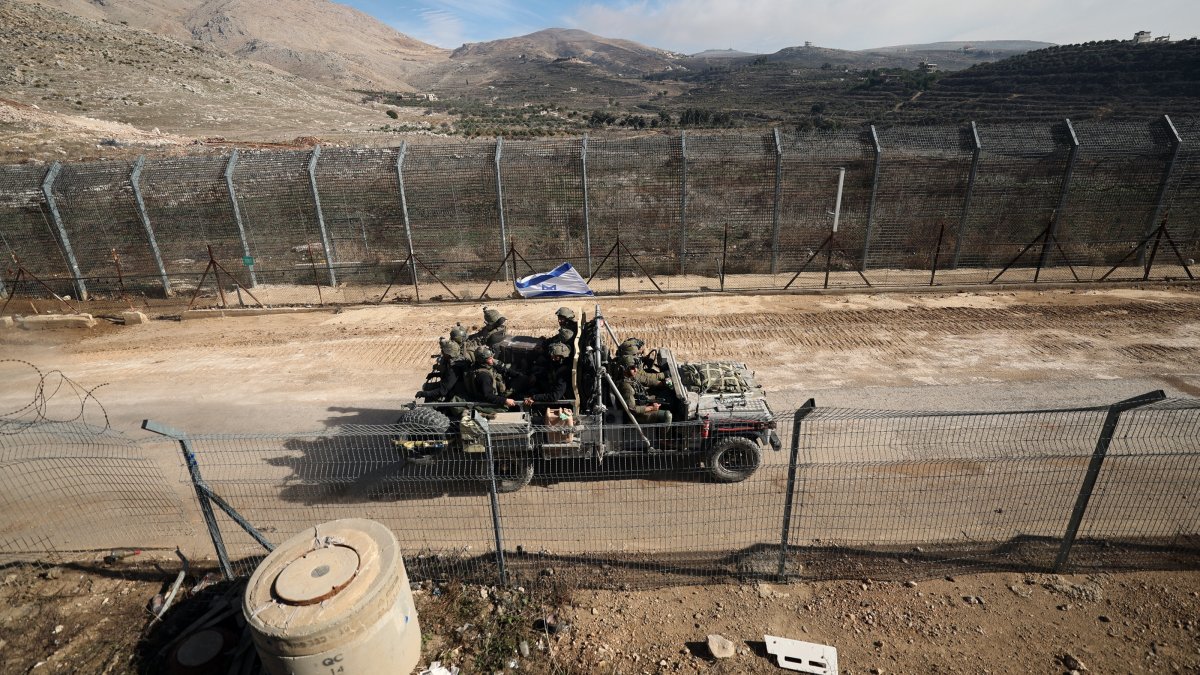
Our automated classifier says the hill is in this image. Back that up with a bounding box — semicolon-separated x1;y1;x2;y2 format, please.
0;2;441;162
873;39;1200;123
13;0;447;91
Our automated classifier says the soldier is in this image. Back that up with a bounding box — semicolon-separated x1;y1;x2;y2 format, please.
617;337;669;388
617;356;672;425
555;306;578;336
523;342;573;407
468;307;508;348
417;338;465;402
465;345;518;412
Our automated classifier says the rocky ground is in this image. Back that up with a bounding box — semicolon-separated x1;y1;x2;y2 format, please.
1;559;1197;674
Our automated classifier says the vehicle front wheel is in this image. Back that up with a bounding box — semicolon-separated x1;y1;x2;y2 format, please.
705;437;761;483
488;459;534;493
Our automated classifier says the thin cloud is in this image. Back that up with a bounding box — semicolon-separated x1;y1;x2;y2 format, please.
568;0;1198;53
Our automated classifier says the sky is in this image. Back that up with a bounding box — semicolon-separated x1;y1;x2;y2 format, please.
345;0;1197;54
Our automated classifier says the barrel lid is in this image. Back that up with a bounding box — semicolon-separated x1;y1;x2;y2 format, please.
273;545;360;605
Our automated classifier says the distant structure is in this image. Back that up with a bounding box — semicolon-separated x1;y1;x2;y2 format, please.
918;61;938;73
804;41;813;48
959;44;974;52
1133;30;1152;43
1154;34;1171;42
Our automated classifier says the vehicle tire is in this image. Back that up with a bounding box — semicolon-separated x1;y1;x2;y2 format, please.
705;436;761;483
490;459;534;493
393;407;452;437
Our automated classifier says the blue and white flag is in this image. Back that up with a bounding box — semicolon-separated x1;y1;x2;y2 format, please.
515;263;594;298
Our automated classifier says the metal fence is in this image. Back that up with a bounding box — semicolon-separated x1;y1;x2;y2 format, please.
2;393;1198;587
2;117;1198;304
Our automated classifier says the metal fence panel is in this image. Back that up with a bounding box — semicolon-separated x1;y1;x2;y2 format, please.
139;153;247;292
0;164;75;296
50;159;155;295
403;141;503;281
230;149;324;286
776;129;875;287
959;122;1074;281
0;423;189;560
586;135;685;289
500;138;589;277
1066;119;1177;280
1166;115;1200;267
685;132;776;285
867;126;974;284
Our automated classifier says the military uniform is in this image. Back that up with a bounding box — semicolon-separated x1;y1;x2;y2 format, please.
420;339;466;402
526;342;574;405
618;372;672;425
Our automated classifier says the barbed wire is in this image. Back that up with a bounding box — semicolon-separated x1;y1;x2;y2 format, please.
0;360;110;435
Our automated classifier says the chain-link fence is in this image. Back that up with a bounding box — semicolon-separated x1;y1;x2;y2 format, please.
2;394;1197;587
2;117;1197;305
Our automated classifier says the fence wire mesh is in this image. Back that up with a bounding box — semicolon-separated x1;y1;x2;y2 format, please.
3;118;1199;306
5;396;1193;588
0;422;190;564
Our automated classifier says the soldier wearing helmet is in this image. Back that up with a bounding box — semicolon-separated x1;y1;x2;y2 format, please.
523;341;574;407
617;357;671;425
469;307;508;348
418;338;466;402
617;337;667;388
466;345;517;411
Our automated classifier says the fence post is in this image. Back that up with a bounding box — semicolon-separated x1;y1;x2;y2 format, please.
679;131;688;275
1039;118;1079;273
40;161;88;301
1139;115;1182;268
1054;389;1166;572
859;125;882;272
307;145;337;287
778;399;817;580
223;150;258;287
129;156;173;297
143;420;275;580
951;121;982;270
482;419;508;586
396;141;420;302
495;137;510;282
770;128;784;274
581;134;593;276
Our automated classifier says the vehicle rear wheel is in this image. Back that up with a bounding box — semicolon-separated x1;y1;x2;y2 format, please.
490;459;534;493
705;437;761;483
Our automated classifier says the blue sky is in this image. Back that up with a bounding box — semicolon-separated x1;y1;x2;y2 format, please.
347;0;1198;54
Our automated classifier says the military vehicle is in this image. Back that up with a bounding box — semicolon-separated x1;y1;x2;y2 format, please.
395;305;779;492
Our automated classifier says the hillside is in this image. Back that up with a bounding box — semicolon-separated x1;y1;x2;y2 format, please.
875;39;1200;123
13;0;447;91
0;2;441;162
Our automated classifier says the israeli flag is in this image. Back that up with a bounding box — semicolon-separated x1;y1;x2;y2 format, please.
515;263;594;298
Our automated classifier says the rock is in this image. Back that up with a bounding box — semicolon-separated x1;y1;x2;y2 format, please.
1009;585;1032;598
121;310;148;325
706;633;736;659
21;314;97;330
0;316;14;330
42;567;62;580
903;581;917;588
518;640;530;657
1098;615;1110;622
1061;653;1087;671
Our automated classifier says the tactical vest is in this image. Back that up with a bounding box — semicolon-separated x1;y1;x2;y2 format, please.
468;365;506;398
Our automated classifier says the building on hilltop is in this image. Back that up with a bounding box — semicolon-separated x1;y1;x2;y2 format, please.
1133;30;1152;43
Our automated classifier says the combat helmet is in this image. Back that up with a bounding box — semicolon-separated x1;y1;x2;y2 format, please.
441;338;461;358
555;307;575;321
449;325;467;344
617;337;645;356
483;307;503;324
474;345;494;362
548;342;570;359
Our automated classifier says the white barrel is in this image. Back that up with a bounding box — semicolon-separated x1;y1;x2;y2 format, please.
243;518;421;675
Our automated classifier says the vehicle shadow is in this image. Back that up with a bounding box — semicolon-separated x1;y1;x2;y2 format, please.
267;407;713;505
